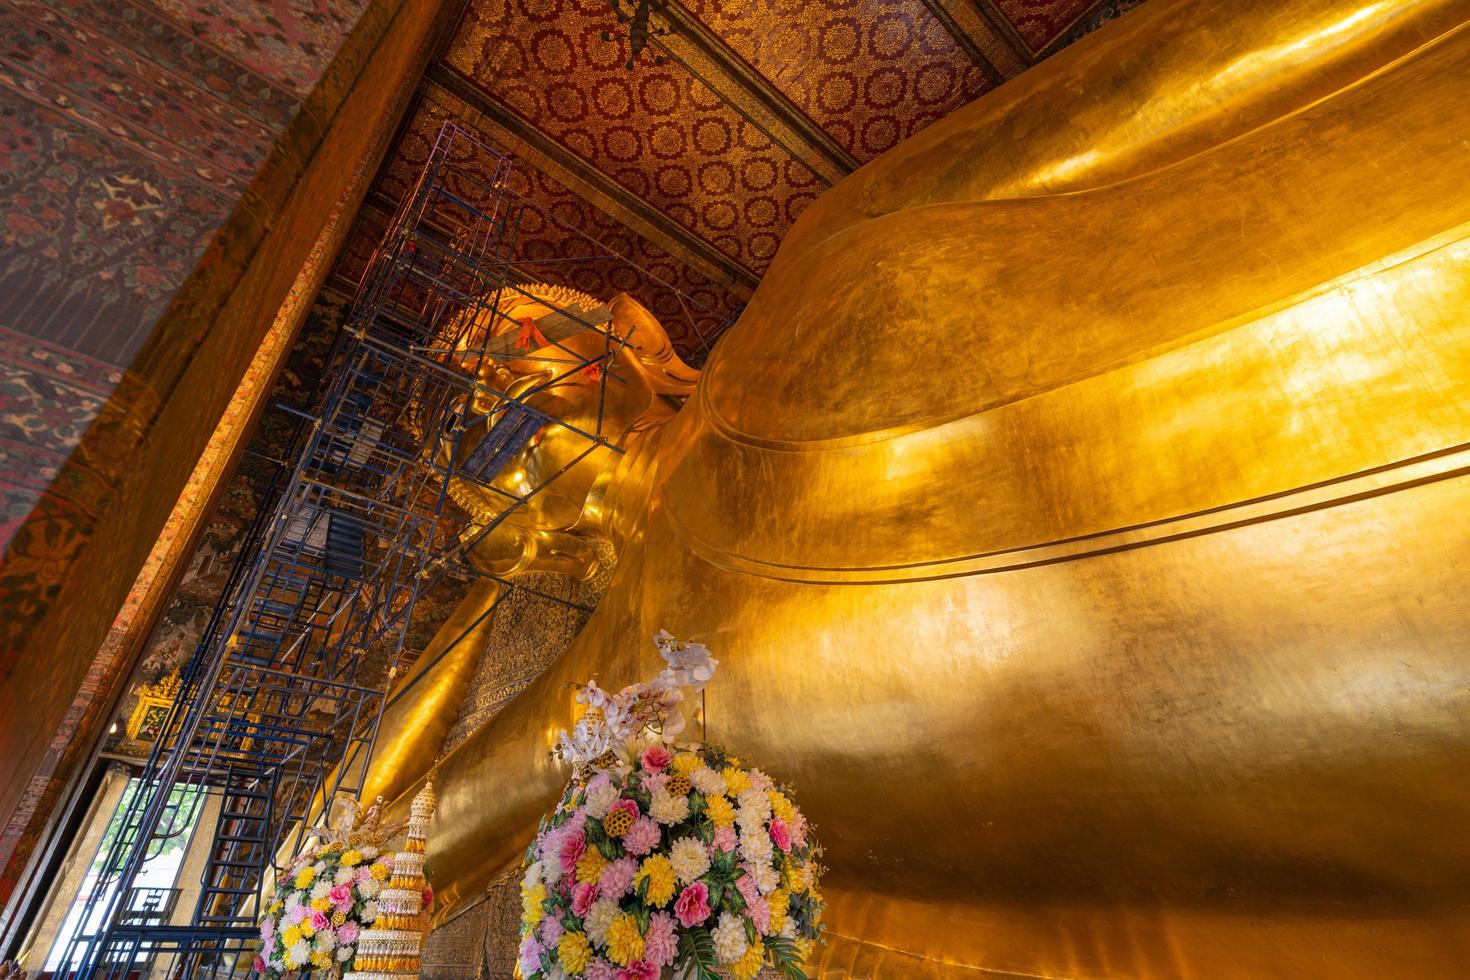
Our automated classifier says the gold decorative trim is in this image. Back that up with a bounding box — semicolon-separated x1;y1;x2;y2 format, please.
124;670;181;743
969;0;1044;59
917;0;1030;77
653;3;858;183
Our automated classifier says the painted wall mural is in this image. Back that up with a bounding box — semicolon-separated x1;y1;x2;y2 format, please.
0;0;373;909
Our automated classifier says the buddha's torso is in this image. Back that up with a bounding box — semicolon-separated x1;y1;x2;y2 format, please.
387;3;1470;975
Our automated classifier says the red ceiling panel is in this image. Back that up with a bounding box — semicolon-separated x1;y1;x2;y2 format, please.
991;0;1098;53
682;0;994;161
445;0;824;274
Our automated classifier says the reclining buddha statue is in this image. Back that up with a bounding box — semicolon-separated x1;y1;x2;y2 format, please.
363;0;1470;974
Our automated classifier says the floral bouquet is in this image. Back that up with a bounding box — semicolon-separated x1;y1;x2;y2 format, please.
517;632;824;979
255;840;392;974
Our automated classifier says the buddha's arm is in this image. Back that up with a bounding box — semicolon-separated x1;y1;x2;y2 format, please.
771;0;1468;272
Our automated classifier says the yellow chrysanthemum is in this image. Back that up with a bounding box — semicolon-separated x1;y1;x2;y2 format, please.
634;854;677;907
340;849;363;867
786;861;810;894
768;889;790;934
768;790;796;826
796;937;815;961
576;846;608;884
310;951;332;970
310;896;331;912
293;866;316;889
721;767;750;795
299;918;316;937
731;938;765;980
558;931;592;975
704;793;736;828
604;913;645;966
521;881;547;927
370;862;389;881
281;925;302;947
673;752;700;774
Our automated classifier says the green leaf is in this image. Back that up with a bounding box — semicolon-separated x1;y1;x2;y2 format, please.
725;886;746;913
598;838;618;861
765;936;809;980
636;904;651;934
677;929;722;980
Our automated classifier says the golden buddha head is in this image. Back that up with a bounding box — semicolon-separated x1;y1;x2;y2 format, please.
435;284;699;580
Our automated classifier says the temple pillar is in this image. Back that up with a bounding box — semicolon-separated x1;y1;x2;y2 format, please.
0;0;464;928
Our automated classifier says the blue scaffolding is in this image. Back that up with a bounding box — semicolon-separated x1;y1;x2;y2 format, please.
53;121;723;978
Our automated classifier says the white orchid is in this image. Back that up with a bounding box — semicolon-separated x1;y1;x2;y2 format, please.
555;714;612;764
654;629;718;689
576;677;613;711
552;631;714;767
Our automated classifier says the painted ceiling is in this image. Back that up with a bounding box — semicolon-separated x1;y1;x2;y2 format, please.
324;0;1143;359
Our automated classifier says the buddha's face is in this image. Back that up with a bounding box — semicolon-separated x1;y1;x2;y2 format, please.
435;286;697;578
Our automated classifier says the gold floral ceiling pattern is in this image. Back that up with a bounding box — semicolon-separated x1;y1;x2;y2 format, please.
325;0;1142;358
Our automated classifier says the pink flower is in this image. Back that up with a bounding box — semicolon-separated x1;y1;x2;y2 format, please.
310;910;329;931
746;893;771;935
735;874;760;906
559;829;587;870
791;811;808;848
329;883;353;907
287;904;309;924
712;826;737;852
643;911;678;967
540;916;565;946
422;885;434;907
253;955;267;973
674;882;711;928
640;772;668;795
599;857;637;900
538;825;564;864
571;880;599;917
769;818;792;853
640;745;672;773
356;865;373;883
586;958;618;980
519;935;543;977
617;961;659;980
622;816;661;856
260;918;274;943
338;922;359;945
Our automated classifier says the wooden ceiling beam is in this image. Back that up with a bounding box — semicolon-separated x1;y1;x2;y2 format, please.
918;0;1030;77
652;4;858;184
425;65;759;296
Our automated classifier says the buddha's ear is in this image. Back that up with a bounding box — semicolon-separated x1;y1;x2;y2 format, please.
607;292;700;396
